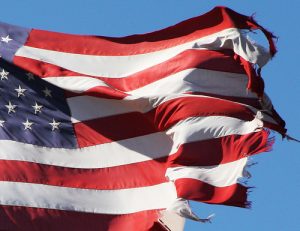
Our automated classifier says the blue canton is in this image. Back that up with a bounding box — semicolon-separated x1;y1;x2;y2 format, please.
0;24;78;149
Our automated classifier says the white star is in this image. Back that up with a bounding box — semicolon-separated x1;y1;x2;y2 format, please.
0;120;5;127
32;102;43;114
26;72;34;80
0;69;9;80
1;35;12;43
15;85;27;97
23;119;34;130
5;101;17;114
49;119;61;131
42;87;52;97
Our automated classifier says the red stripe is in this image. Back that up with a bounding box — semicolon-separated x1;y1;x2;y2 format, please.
147;96;255;131
74;112;157;147
175;179;250;208
0;205;161;231
168;130;271;167
24;7;262;56
234;54;265;96
14;49;245;92
0;159;167;190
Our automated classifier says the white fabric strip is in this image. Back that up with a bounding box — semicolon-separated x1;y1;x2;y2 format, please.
44;76;109;93
0;116;263;169
0;181;177;214
67;95;151;123
16;28;270;77
166;157;248;187
0;132;172;169
166;116;263;148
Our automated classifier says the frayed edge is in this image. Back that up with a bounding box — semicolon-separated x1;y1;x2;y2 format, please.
244;200;253;209
241;158;257;183
266;134;275;152
237;159;259;209
285;135;300;143
248;15;278;57
244;185;256;209
199;214;215;224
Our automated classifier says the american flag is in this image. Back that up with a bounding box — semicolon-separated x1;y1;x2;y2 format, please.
0;6;286;231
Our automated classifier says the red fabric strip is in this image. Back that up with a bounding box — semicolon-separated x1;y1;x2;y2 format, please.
168;130;271;167
0;159;167;190
24;7;266;56
0;205;161;231
74;112;157;147
147;96;255;131
175;179;249;208
234;54;265;97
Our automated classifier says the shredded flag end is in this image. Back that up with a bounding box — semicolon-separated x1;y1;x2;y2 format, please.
258;129;276;153
166;128;276;223
235;12;279;96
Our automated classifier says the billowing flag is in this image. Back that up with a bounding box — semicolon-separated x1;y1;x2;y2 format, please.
0;6;286;231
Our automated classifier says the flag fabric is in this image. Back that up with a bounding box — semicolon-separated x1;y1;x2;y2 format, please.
0;6;286;231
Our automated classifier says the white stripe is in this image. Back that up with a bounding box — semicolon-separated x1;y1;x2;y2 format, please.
44;76;108;93
0;133;172;169
166;157;248;187
67;95;151;123
0;181;177;214
16;28;270;77
166;116;263;148
128;68;257;98
0;116;262;169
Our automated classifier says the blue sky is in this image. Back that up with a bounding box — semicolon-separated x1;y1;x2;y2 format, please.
1;1;299;230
